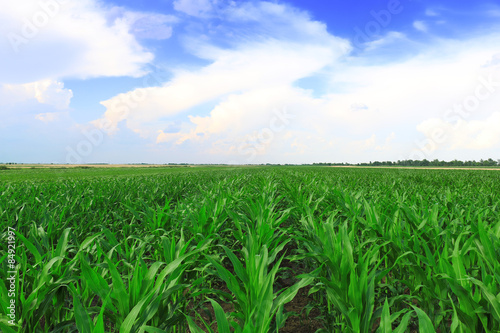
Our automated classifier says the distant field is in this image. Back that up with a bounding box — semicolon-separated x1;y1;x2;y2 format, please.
330;165;500;170
0;165;197;182
1;167;499;332
0;164;191;169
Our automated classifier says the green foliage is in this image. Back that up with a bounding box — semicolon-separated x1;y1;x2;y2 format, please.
1;166;499;332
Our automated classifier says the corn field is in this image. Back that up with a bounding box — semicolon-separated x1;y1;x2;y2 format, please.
1;166;499;332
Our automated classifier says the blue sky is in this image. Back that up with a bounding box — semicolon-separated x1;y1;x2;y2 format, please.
1;0;500;164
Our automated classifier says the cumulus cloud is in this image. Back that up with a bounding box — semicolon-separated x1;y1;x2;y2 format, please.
157;86;304;145
0;0;154;84
1;80;72;109
94;1;350;138
88;1;500;163
417;113;500;150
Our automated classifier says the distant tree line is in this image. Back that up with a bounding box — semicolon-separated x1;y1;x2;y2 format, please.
313;158;500;167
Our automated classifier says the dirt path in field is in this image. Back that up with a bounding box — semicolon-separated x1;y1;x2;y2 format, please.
329;166;500;171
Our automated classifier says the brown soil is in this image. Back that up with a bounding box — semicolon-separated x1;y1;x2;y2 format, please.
189;284;323;333
280;286;323;332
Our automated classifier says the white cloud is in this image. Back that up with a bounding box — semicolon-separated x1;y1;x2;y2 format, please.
364;31;407;51
0;0;154;84
27;80;73;109
417;113;500;151
89;1;500;163
354;134;377;151
35;112;61;123
290;138;308;154
347;133;396;153
96;37;345;136
413;20;428;32
156;86;306;144
94;2;350;137
376;132;396;151
110;8;177;40
482;53;500;68
1;79;72;109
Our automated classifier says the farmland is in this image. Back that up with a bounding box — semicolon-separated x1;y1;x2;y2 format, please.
1;166;500;332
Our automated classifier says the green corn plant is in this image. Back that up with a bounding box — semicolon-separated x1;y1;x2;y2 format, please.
77;233;211;333
191;236;315;333
123;197;175;235
77;255;188;332
184;195;228;241
14;228;79;332
376;298;413;333
296;213;392;332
